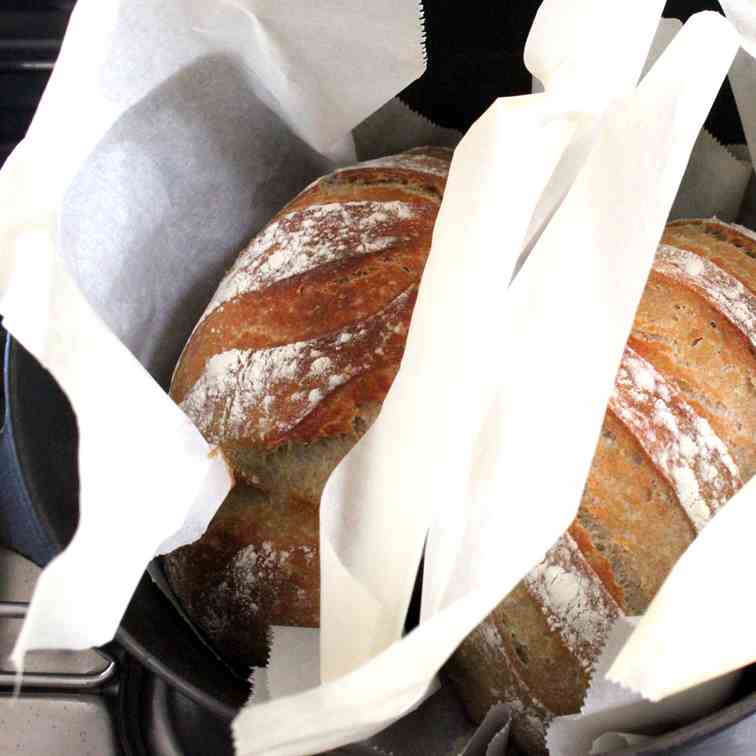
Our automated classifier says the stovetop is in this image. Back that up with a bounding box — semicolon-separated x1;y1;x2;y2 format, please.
0;545;245;756
0;547;120;756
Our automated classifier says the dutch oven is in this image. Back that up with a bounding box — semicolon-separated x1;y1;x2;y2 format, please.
1;0;755;750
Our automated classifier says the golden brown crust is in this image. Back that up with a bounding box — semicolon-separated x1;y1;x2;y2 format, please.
174;286;417;449
446;582;585;755
163;484;319;671
578;410;695;613
449;223;756;753
287;365;399;443
630;271;756;480
165;149;450;670
567;521;625;610
664;220;756;295
282;175;445;215
167;157;754;751
170;213;433;407
169;153;448;452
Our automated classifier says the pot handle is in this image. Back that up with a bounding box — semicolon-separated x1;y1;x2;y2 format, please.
0;601;117;690
0;322;57;567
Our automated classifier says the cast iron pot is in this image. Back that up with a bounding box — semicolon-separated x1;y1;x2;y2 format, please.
0;324;249;719
3;324;756;754
0;0;754;739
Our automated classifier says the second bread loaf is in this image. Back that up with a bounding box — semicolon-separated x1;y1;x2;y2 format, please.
164;147;452;669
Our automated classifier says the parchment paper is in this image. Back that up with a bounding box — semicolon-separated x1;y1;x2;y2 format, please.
2;1;756;754
607;0;756;703
0;0;427;664
0;227;232;655
232;5;746;755
547;618;740;756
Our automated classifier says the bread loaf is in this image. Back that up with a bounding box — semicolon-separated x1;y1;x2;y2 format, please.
166;149;756;753
447;219;756;753
164;147;452;669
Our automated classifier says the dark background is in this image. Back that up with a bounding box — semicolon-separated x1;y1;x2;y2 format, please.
401;0;745;143
0;1;75;165
0;1;747;166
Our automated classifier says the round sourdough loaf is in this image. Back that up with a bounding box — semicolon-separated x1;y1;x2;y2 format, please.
446;219;756;753
165;147;756;753
163;147;453;669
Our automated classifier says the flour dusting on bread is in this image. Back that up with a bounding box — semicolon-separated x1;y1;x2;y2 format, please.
200;200;423;325
655;244;756;350
355;153;451;177
610;346;741;531
524;534;620;672
181;289;413;444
